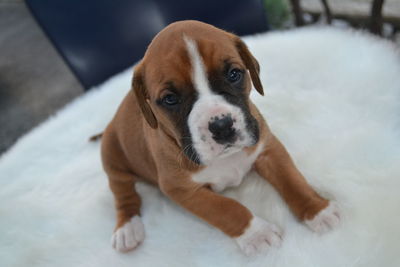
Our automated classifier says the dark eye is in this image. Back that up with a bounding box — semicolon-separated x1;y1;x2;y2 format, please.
227;68;242;83
162;93;180;106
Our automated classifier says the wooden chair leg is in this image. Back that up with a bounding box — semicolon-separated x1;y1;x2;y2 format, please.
289;0;305;26
321;0;332;24
370;0;385;35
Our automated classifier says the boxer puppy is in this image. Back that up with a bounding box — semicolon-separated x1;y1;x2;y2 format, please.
101;20;340;256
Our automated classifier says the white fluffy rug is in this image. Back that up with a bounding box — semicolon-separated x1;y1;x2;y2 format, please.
1;26;400;267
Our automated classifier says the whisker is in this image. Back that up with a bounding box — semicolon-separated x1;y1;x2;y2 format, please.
176;144;192;168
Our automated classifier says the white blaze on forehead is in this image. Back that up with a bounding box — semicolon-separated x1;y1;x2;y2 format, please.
183;36;211;95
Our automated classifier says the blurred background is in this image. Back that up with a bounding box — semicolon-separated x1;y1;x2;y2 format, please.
0;0;399;154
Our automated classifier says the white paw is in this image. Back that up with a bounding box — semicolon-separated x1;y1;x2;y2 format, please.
305;202;340;234
235;216;283;256
111;216;145;252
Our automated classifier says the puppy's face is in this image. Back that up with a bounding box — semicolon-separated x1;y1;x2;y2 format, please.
134;21;264;165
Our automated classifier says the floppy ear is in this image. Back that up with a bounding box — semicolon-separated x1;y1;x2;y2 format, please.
132;64;158;129
234;38;264;96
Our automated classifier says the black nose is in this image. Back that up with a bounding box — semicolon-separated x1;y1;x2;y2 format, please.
208;116;236;144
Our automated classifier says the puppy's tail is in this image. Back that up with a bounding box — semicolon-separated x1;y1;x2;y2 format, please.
89;132;103;142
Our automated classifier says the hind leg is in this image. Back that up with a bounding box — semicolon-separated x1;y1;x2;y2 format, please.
107;168;145;252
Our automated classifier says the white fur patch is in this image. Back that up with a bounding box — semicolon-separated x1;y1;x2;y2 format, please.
192;143;264;192
305;202;340;234
183;36;211;96
111;216;145;252
235;216;283;256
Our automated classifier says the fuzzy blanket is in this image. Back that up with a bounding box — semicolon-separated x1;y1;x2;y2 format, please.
1;26;400;267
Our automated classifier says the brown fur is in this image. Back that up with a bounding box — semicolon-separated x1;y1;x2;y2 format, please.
101;20;328;242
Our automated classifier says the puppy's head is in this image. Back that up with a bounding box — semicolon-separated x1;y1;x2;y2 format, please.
133;20;264;165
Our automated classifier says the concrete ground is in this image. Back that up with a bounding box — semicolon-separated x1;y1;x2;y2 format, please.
0;0;83;154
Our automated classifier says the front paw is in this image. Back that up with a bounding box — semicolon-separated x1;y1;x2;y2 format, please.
305;201;340;234
235;216;283;256
111;216;145;252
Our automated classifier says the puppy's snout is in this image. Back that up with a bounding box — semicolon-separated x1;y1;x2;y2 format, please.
208;115;236;144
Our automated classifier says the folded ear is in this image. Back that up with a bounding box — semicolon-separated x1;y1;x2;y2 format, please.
234;37;264;96
132;64;158;129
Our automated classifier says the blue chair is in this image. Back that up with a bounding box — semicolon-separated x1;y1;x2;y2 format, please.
26;0;269;90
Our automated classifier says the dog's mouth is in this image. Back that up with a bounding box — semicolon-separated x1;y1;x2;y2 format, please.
181;138;239;165
219;143;240;156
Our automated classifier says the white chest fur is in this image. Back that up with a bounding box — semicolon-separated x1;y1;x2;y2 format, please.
192;143;264;192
